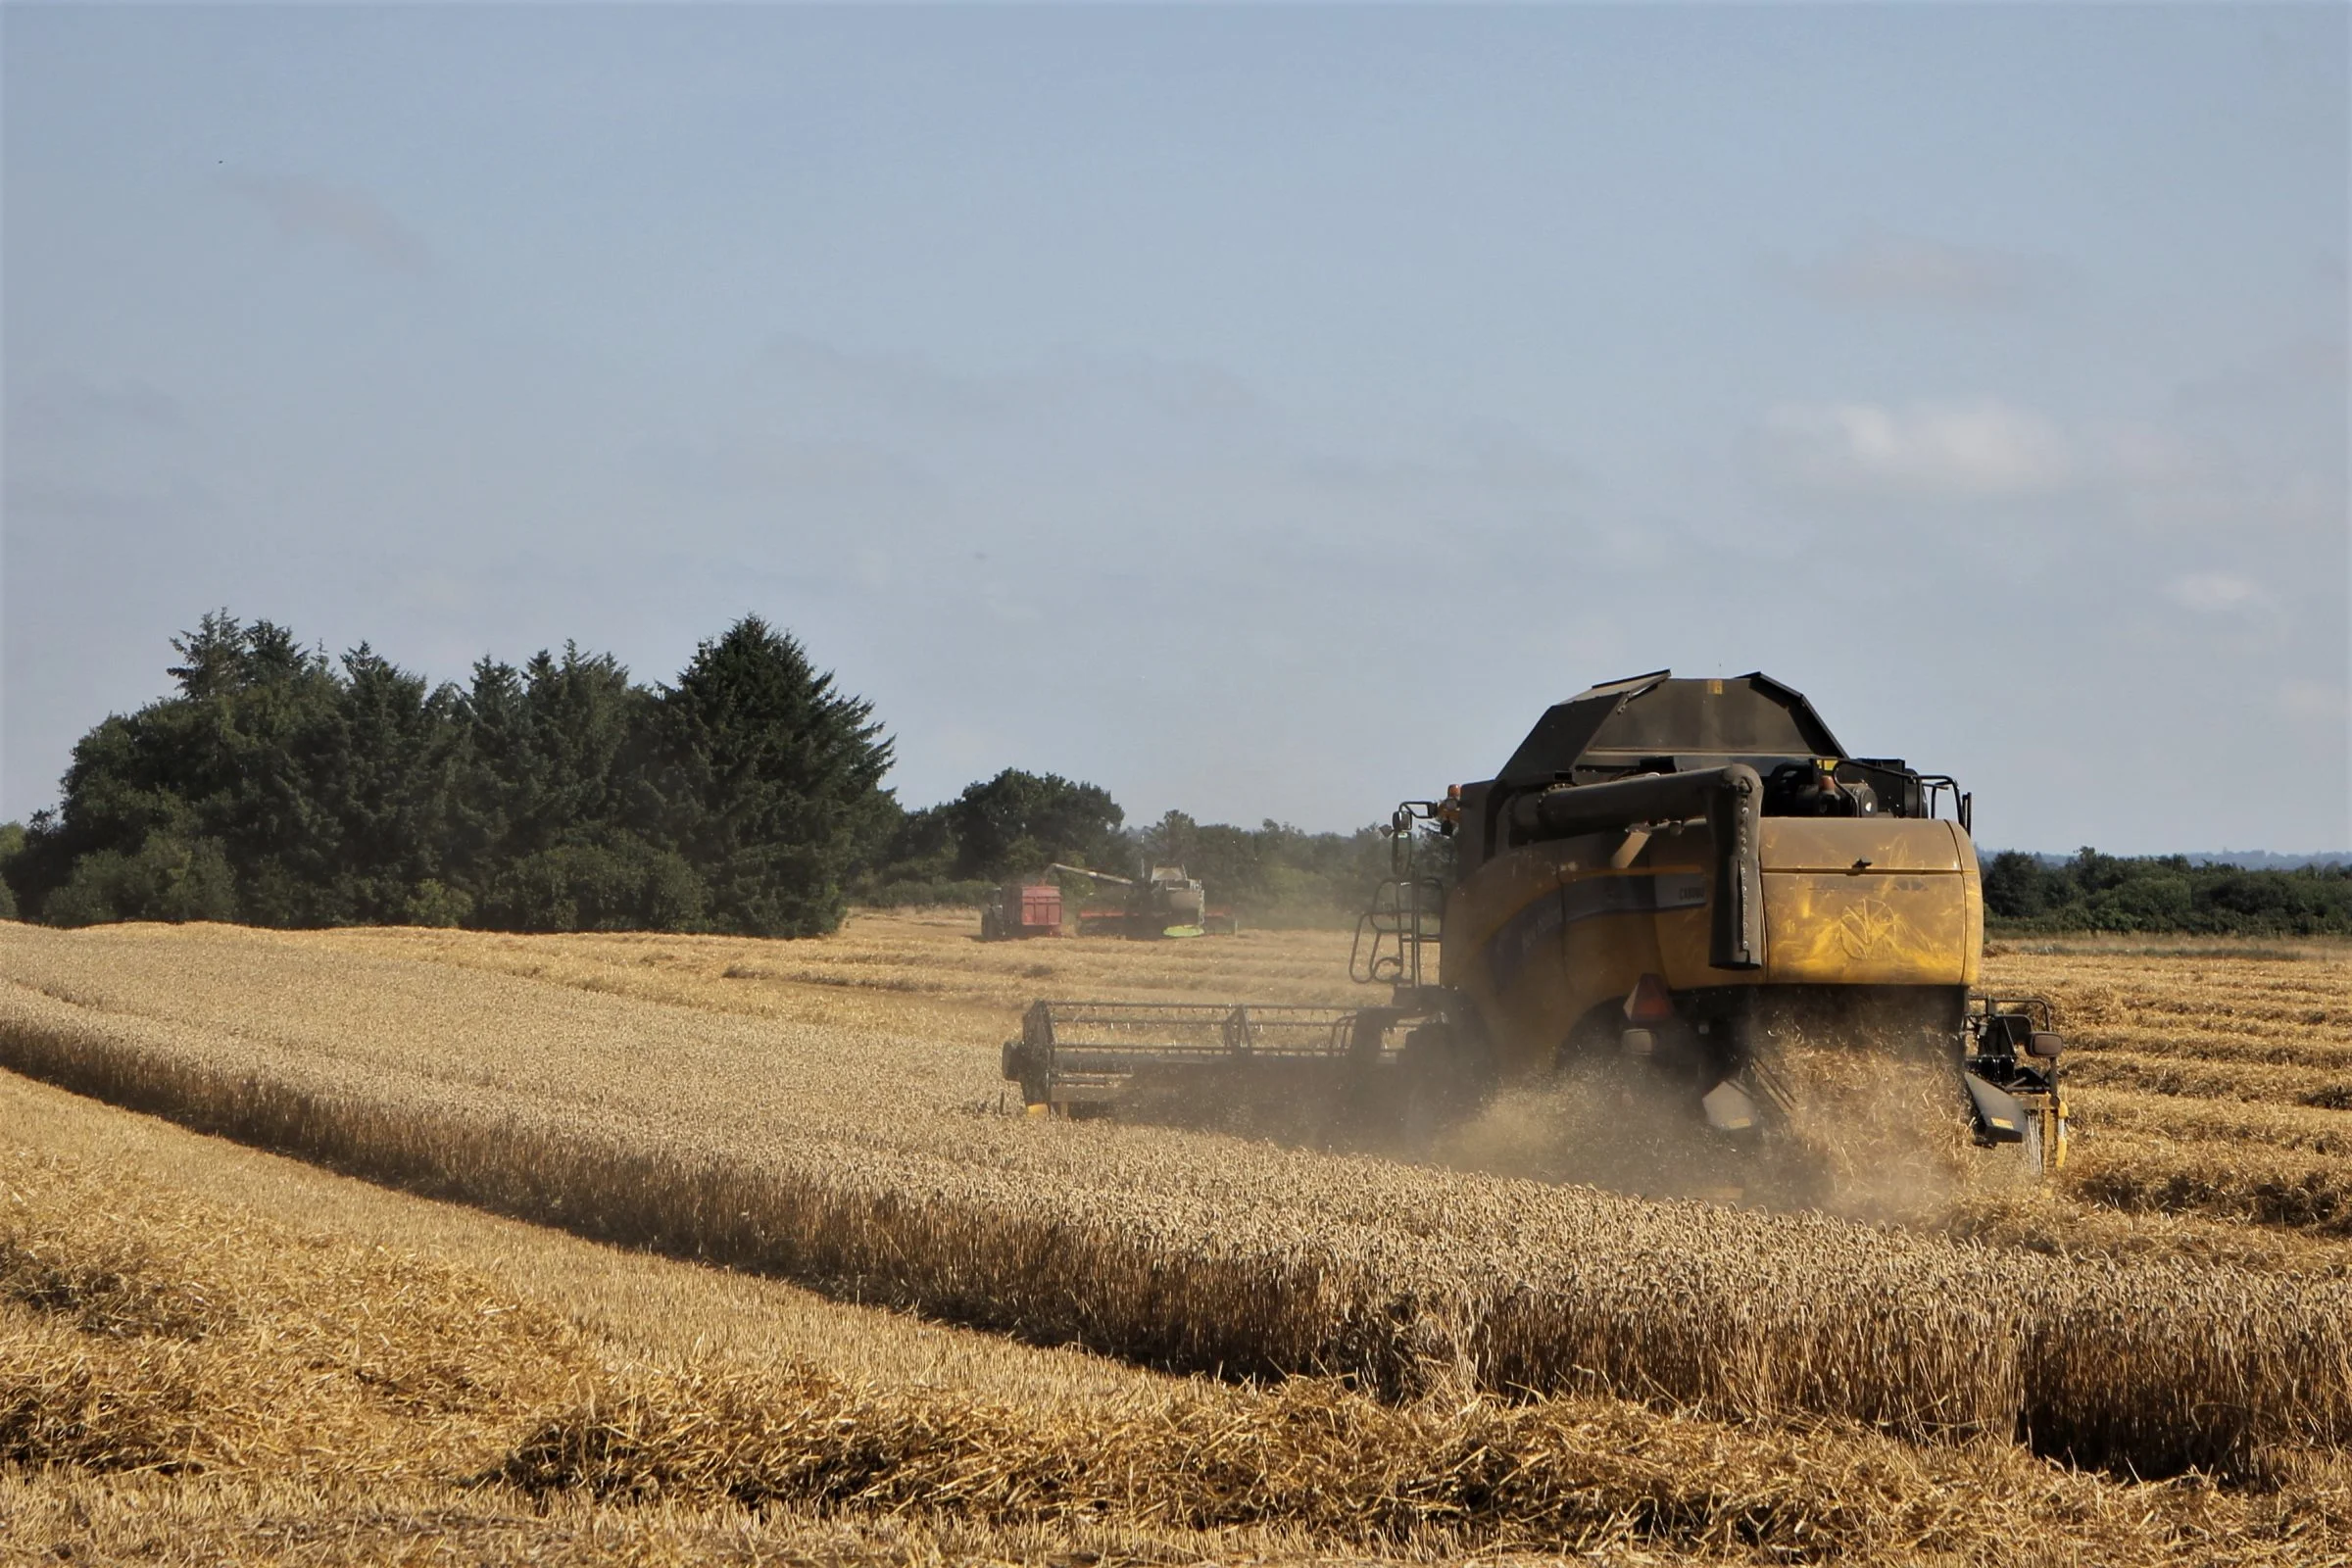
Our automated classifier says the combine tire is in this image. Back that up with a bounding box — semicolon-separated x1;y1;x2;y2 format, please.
1397;1015;1497;1142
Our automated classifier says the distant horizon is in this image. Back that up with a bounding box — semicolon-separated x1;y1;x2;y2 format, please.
4;605;2343;867
1997;848;2350;866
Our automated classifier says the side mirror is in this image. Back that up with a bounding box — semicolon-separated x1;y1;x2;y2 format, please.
2028;1031;2063;1060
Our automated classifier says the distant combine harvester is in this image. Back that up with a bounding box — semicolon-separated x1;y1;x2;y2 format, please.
978;865;1240;941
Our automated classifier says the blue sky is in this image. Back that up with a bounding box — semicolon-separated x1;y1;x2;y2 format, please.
6;5;2345;852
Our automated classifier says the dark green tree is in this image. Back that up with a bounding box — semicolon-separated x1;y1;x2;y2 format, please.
1981;851;2052;920
449;645;699;929
0;822;25;920
12;615;341;923
42;834;239;926
948;769;1125;881
13;612;909;936
311;644;465;921
872;803;959;882
648;616;895;937
14;616;462;925
1977;848;2351;936
451;646;649;862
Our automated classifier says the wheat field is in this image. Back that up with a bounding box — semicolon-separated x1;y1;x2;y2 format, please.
3;912;2348;1563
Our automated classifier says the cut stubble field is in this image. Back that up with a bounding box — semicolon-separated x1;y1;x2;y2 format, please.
2;911;2349;1564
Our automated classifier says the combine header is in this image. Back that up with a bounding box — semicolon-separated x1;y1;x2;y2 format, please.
1004;1001;1367;1114
1005;671;2069;1176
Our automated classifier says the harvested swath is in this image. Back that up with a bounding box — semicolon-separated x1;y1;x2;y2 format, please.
0;1473;1369;1568
2060;1028;2352;1075
5;934;2351;1480
491;1361;2343;1564
2074;992;2351;1033
0;1309;213;1473
2068;1136;2352;1237
1;1215;226;1344
25;1138;2339;1565
2070;1088;2352;1157
2060;1052;2347;1110
0;1148;595;1482
1940;1186;2352;1280
502;1367;1835;1549
1992;961;2350;1047
1998;950;2347;996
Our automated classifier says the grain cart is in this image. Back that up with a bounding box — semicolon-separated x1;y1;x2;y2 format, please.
1005;672;2067;1175
979;880;1064;941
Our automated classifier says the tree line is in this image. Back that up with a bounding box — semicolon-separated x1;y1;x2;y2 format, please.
0;613;1394;934
1982;849;2352;937
3;613;2342;939
1;613;891;935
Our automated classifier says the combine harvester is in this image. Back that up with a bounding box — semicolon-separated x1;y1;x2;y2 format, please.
1004;671;2068;1175
1050;862;1240;939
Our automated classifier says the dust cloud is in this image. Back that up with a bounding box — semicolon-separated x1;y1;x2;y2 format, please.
1426;1030;2022;1223
1108;1027;2019;1223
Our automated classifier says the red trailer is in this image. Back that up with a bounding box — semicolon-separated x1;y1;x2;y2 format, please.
979;880;1063;940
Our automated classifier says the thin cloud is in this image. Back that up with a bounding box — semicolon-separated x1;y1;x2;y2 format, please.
2165;571;2268;614
2278;678;2348;726
752;335;1270;433
10;371;185;441
724;336;1585;557
2171;335;2350;413
1757;399;2073;499
222;172;431;274
1779;235;2045;310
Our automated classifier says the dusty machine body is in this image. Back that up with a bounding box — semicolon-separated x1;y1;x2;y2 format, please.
1005;671;2067;1175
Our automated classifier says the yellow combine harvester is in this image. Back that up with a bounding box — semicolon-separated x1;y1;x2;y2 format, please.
1004;671;2068;1175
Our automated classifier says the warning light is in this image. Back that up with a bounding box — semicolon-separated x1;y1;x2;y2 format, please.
1623;972;1677;1025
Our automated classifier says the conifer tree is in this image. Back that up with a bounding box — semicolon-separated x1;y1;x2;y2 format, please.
649;615;894;937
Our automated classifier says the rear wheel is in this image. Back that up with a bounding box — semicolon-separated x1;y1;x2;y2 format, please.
1397;1012;1496;1141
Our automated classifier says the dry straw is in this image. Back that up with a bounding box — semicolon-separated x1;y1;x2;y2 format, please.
9;1147;2343;1565
4;924;2350;1481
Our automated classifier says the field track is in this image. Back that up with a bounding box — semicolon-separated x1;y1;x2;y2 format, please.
4;916;2350;1495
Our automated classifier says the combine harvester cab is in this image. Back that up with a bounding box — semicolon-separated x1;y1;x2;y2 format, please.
1008;671;2066;1176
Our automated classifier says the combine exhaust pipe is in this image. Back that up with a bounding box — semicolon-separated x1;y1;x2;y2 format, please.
1508;763;1766;970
